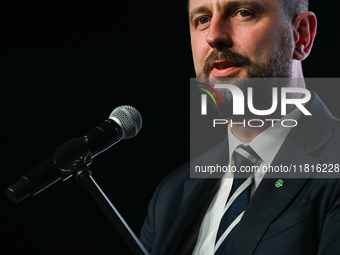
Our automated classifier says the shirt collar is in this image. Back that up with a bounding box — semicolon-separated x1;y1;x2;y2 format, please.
228;106;302;164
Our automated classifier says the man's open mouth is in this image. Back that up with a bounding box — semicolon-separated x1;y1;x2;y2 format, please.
211;60;241;70
210;60;242;77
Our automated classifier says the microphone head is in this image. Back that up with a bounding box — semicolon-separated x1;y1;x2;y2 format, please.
109;106;142;139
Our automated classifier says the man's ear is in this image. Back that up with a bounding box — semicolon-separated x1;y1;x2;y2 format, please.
293;12;317;61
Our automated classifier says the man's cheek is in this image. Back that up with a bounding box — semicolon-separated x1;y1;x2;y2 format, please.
192;50;206;73
192;35;208;54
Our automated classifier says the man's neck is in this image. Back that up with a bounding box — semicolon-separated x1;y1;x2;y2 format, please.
229;101;300;143
232;97;307;143
229;71;307;143
229;123;271;143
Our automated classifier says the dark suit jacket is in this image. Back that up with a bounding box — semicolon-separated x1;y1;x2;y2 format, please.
140;92;340;255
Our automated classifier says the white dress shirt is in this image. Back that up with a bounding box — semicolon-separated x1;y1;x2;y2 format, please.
192;107;302;255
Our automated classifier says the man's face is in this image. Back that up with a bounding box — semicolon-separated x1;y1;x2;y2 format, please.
189;0;294;79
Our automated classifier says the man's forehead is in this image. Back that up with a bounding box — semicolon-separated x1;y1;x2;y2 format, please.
189;0;274;12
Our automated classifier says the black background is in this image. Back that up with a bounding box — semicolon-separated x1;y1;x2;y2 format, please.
2;1;340;254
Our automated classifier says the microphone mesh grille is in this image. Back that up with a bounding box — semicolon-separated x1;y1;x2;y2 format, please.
109;106;142;139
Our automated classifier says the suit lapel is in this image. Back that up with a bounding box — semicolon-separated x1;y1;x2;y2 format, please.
160;137;230;255
225;148;319;254
159;177;217;255
222;92;334;254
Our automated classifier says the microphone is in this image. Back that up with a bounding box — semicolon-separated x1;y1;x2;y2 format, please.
6;105;142;203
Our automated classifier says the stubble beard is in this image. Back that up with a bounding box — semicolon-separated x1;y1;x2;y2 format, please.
196;28;293;121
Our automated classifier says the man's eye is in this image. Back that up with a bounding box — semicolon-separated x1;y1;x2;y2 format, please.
198;17;209;25
237;10;252;17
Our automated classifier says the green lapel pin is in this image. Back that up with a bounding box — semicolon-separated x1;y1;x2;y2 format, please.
275;179;284;188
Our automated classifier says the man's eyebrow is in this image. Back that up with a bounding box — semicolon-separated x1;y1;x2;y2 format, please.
189;6;211;25
189;1;266;25
225;1;266;13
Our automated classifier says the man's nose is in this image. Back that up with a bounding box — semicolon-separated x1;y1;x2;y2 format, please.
206;17;232;50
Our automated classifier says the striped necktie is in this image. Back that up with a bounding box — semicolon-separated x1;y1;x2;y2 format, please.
214;146;260;255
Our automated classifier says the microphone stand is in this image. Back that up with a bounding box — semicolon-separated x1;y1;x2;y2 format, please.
74;165;150;255
7;137;149;255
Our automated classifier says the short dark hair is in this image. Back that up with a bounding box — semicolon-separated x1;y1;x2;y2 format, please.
187;0;309;20
279;0;309;19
